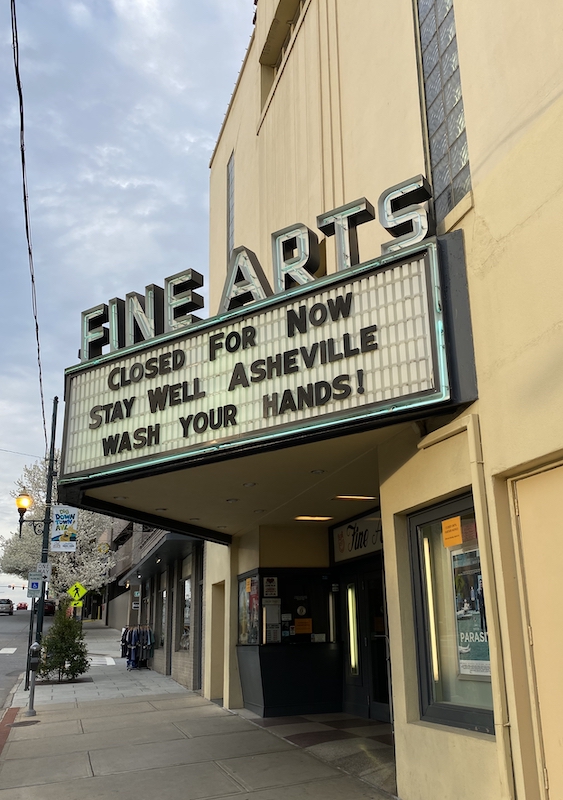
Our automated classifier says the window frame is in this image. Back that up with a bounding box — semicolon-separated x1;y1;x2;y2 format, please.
157;588;167;649
408;493;495;734
176;576;191;652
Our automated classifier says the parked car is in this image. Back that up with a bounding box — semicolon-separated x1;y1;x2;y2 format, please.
16;602;28;611
44;599;56;615
0;599;13;615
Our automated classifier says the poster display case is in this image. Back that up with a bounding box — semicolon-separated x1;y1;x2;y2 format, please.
237;569;332;646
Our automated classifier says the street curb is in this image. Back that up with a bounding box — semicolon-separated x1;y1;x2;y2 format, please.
3;674;25;711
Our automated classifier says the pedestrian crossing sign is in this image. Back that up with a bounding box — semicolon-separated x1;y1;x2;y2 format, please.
67;582;87;601
70;600;83;608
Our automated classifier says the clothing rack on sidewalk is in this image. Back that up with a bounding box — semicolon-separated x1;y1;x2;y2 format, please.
121;625;155;670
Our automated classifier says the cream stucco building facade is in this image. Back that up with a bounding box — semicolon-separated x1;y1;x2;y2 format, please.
203;2;563;799
59;2;563;798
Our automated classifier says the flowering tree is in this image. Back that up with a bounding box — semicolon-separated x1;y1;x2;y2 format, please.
0;456;116;596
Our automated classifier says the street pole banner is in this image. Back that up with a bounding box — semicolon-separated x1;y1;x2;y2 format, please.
50;505;79;552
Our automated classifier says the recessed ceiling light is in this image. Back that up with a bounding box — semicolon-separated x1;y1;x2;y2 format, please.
334;495;378;501
226;498;239;503
113;496;127;500
243;482;256;487
189;517;200;521
217;525;227;530
310;469;325;475
155;507;167;512
295;515;333;522
156;558;161;564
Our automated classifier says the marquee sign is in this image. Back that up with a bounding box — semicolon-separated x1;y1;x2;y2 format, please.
61;240;450;482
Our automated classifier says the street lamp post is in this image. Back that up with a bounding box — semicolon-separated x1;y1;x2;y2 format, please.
35;397;58;644
14;397;58;689
15;486;48;691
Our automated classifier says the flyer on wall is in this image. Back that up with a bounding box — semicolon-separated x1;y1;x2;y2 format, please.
452;548;490;677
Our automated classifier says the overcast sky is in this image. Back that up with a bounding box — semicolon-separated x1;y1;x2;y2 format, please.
0;0;253;544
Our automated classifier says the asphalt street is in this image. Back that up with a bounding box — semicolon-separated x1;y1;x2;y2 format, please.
0;608;52;707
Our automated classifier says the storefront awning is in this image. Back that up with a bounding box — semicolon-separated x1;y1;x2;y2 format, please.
119;532;196;585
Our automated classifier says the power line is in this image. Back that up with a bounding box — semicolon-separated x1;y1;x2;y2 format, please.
10;0;48;453
0;447;43;459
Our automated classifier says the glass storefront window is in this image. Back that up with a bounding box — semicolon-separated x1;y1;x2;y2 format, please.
178;578;191;651
238;575;259;644
159;590;167;647
410;495;494;733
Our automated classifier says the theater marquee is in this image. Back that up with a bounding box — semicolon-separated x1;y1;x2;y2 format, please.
61;241;450;482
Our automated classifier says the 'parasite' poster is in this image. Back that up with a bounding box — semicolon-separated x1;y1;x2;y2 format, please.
452;548;490;677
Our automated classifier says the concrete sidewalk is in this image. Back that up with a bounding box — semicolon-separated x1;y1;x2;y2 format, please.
0;623;396;800
10;621;188;707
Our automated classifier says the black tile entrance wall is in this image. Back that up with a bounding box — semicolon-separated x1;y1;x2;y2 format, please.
237;643;342;717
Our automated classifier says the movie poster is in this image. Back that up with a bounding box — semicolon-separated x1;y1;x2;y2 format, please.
452;548;490;677
239;576;259;644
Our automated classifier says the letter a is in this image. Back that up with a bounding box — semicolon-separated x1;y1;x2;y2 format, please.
272;223;320;293
219;247;272;313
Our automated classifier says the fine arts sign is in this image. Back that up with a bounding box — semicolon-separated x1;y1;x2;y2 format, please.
61;239;449;481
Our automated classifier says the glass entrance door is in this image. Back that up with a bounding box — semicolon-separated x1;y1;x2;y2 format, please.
366;569;391;722
340;556;391;722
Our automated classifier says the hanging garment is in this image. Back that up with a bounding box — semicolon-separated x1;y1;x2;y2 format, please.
120;628;128;659
126;626;140;670
139;626;150;661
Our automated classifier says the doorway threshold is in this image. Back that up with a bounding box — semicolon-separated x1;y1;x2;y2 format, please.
241;710;397;797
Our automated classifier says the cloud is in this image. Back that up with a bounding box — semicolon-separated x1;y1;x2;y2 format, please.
0;0;253;542
68;2;93;28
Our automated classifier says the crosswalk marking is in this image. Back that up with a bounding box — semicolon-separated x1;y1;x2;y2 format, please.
88;656;115;666
0;650;116;661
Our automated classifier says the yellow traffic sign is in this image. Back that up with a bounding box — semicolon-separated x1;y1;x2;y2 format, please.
67;582;87;601
97;542;110;554
70;600;83;608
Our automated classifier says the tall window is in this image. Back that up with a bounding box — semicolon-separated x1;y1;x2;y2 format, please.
409;494;494;734
178;578;191;651
417;0;471;222
159;589;167;647
226;151;235;263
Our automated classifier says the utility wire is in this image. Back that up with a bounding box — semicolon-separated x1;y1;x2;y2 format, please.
10;0;48;453
0;447;43;459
